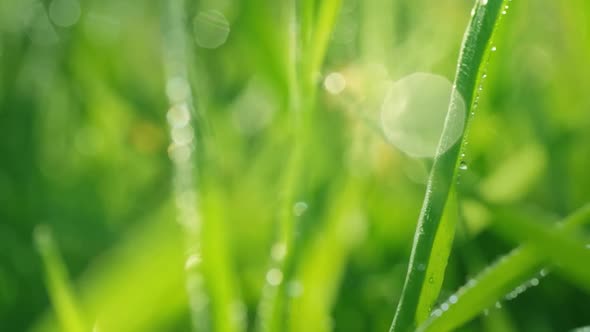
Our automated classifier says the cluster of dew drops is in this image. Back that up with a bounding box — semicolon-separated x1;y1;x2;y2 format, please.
430;266;550;319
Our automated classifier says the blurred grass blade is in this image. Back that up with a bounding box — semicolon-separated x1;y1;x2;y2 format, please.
201;188;245;332
306;0;343;89
480;144;547;204
32;206;189;332
33;225;87;332
256;1;343;331
288;183;365;332
162;0;214;330
416;203;590;332
390;1;509;331
493;207;590;292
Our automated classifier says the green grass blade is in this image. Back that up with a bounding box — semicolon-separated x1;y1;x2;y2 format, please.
414;190;458;323
493;207;590;292
416;203;590;332
256;1;343;331
31;208;189;332
162;0;212;328
33;226;87;332
390;1;509;331
288;182;364;332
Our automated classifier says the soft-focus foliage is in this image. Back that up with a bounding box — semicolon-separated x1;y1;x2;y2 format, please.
1;0;589;331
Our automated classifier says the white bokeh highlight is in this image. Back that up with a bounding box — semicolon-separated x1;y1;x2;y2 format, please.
381;72;466;158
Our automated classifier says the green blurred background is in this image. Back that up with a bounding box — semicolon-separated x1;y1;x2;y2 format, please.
1;0;590;331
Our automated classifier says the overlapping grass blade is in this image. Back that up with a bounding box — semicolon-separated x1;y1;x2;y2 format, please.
416;203;590;332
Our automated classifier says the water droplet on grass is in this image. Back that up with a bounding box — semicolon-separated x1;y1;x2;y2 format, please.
324;72;347;95
459;161;468;170
381;72;466;158
266;268;283;286
185;254;202;270
167;103;191;128
287;280;304;297
293;201;308;217
193;10;230;49
271;242;287;261
166;77;191;103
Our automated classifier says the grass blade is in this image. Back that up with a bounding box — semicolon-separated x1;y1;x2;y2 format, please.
416;203;590;332
493;206;590;291
288;182;364;332
390;1;509;331
33;225;87;332
414;190;458;323
256;1;343;331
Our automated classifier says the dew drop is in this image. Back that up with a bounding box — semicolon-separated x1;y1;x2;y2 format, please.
166;77;191;104
441;303;450;311
287;280;304;297
324;72;347;95
432;309;443;317
167;103;191;128
491;46;497;52
459;161;468;171
480;0;488;5
293;201;308;217
271;242;287;261
266;268;284;286
449;295;458;304
185;254;202;270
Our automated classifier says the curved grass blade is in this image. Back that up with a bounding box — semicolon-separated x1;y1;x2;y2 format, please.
416;203;590;332
390;1;512;331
